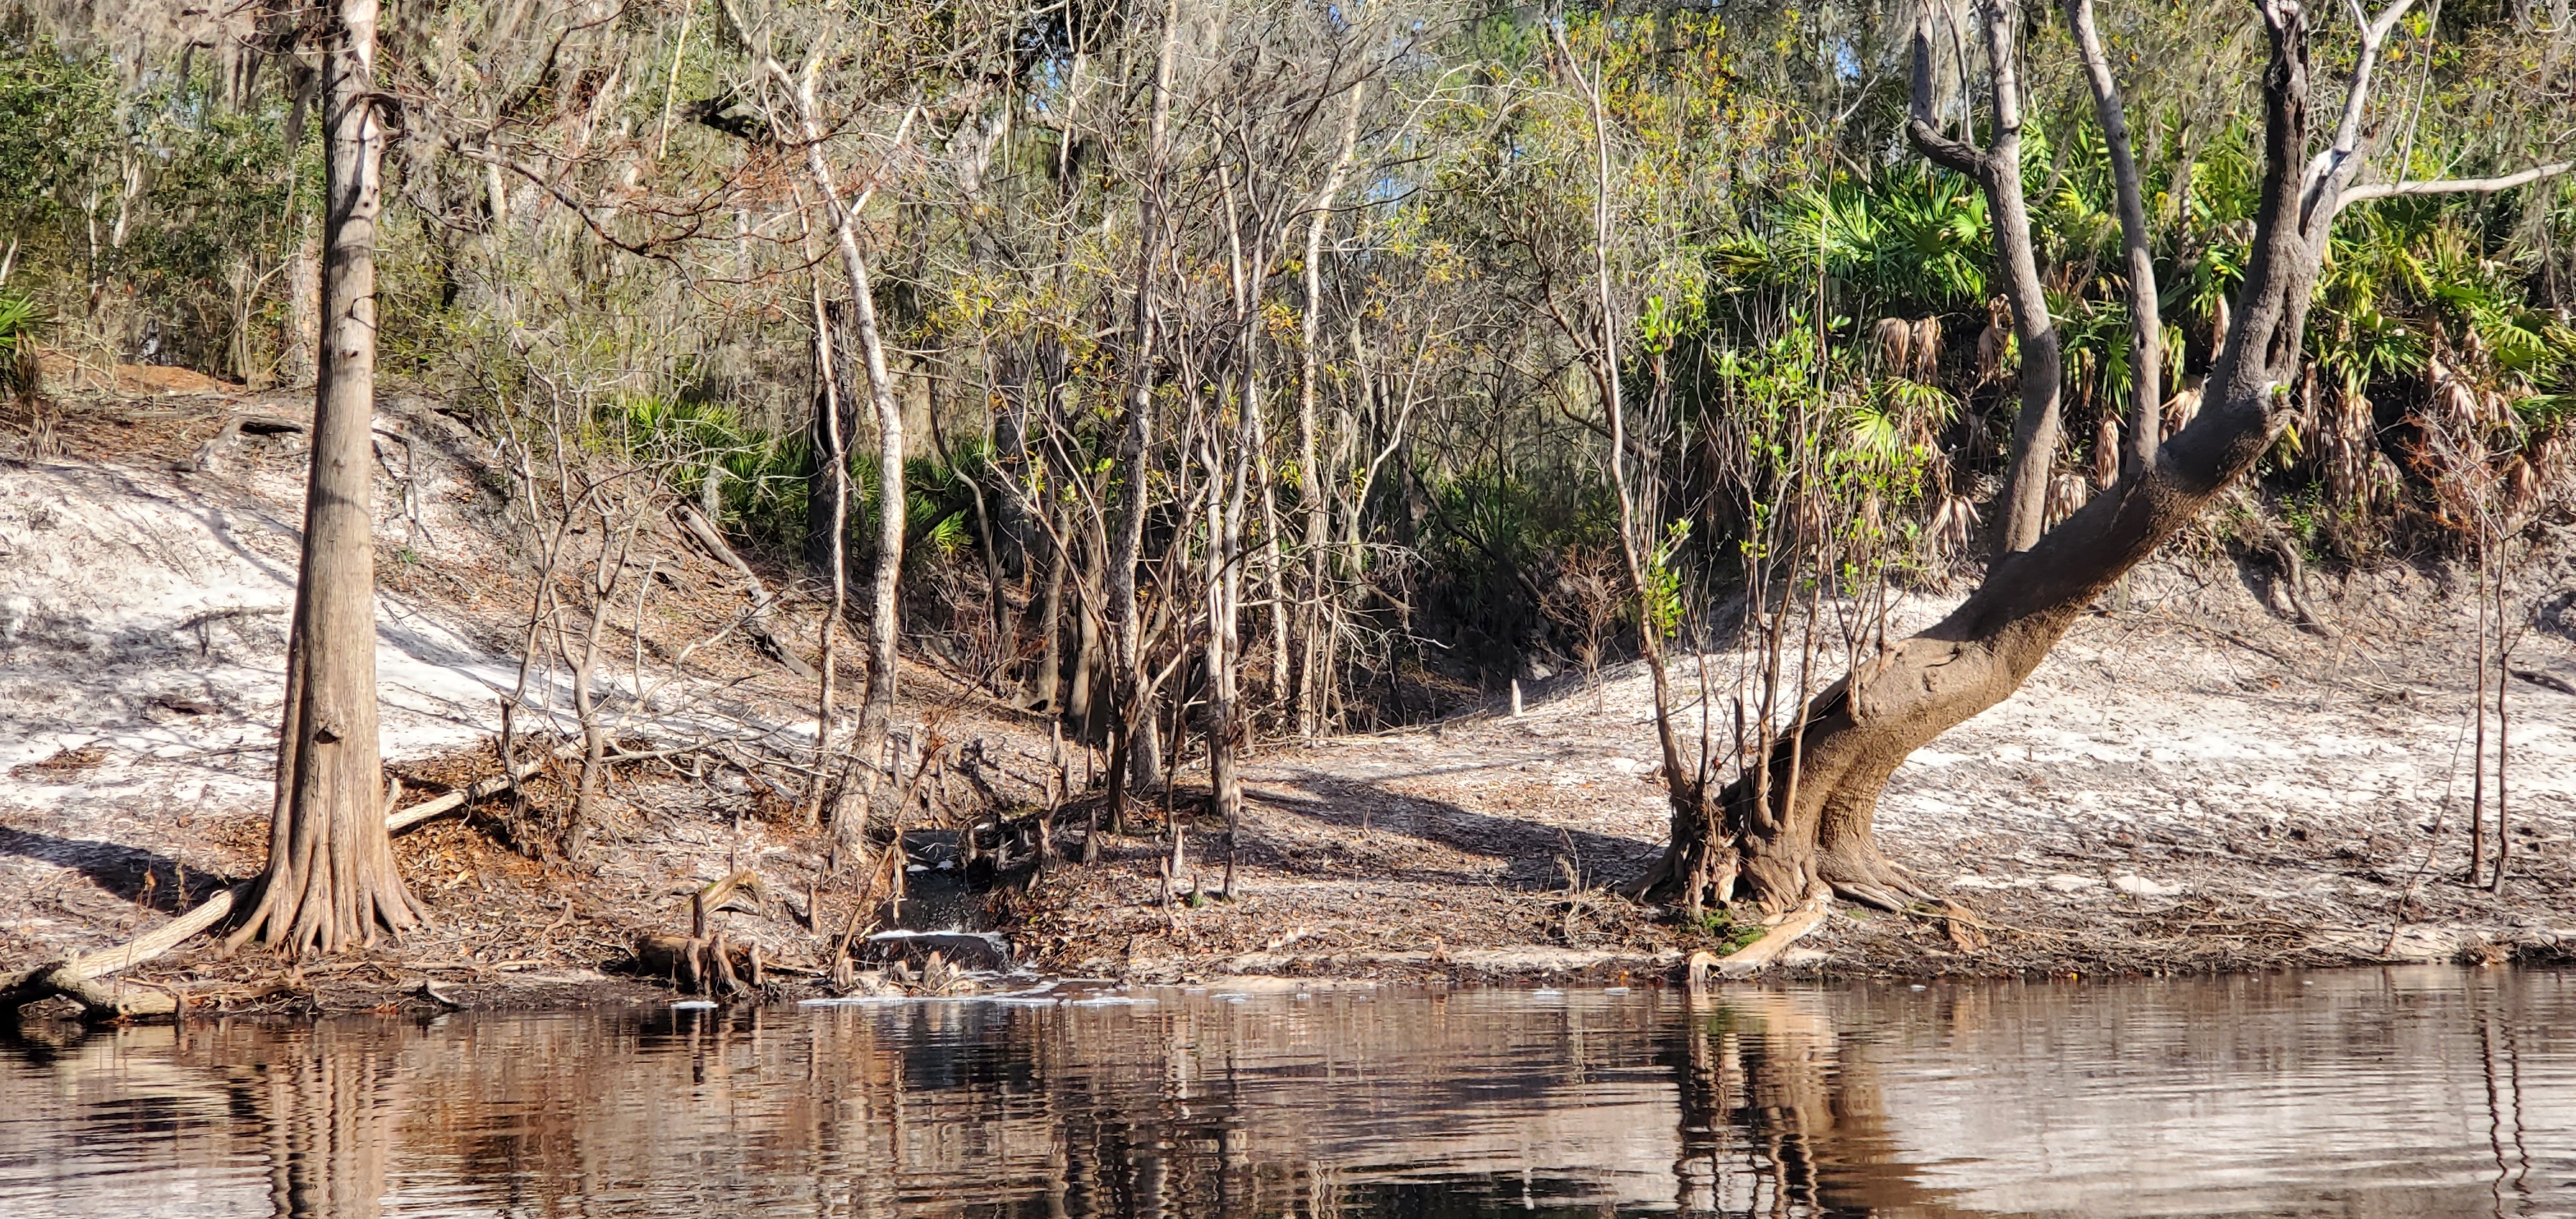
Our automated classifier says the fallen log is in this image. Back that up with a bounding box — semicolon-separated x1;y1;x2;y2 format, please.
385;756;548;833
27;966;185;1019
0;887;240;1011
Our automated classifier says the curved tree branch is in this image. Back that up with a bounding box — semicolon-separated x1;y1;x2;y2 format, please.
2306;0;2420;222
1906;12;1988;178
2329;0;2419;160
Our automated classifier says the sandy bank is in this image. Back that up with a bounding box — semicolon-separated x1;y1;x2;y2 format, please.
3;390;2574;1016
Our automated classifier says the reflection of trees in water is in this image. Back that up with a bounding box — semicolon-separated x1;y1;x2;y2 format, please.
2476;972;2535;1212
167;1019;402;1219
1673;991;1977;1219
8;997;1942;1219
10;974;2564;1218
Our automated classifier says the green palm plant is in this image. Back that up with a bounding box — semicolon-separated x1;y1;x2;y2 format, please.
0;293;41;401
896;438;991;564
1715;165;1989;319
616;394;813;548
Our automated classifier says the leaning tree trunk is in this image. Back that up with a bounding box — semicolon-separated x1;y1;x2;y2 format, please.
227;0;422;953
1642;0;2504;914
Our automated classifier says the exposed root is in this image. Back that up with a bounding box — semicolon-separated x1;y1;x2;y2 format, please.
1819;838;1932;902
2248;513;2338;639
1929;900;1989;951
632;875;770;998
1830;881;1910;912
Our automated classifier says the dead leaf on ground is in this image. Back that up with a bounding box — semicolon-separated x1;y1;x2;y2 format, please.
12;744;107;779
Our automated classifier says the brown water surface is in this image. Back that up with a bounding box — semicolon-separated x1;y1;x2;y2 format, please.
1;967;2570;1217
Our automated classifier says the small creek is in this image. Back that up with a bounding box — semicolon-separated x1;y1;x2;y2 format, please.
2;966;2571;1216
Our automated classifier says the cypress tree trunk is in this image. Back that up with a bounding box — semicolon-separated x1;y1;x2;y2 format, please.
227;0;420;954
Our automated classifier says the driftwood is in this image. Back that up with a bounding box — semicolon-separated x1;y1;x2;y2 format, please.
385;753;555;833
675;503;818;681
632;871;768;997
1687;899;1831;989
0;887;242;1016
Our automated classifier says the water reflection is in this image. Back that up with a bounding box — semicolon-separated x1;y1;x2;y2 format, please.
1;968;2571;1217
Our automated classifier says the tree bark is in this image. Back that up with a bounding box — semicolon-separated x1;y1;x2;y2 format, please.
1070;534;1105;741
806;286;852;832
806;300;861;574
1910;1;2064;557
2062;0;2165;480
778;81;910;847
226;0;421;953
281;228;319;389
1206;157;1267;862
565;585;612;859
1293;84;1364;740
1641;0;2416;914
1105;0;1183;818
852;286;903;840
1025;508;1068;711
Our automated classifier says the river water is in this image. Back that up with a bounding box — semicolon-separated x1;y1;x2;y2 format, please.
1;967;2570;1217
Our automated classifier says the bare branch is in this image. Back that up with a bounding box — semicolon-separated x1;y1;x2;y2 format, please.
440;138;701;262
2330;0;2418;159
2301;0;2418;218
2338;160;2576;207
1975;0;2028;139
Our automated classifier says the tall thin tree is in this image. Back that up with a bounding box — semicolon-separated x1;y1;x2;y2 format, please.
1105;0;1186;816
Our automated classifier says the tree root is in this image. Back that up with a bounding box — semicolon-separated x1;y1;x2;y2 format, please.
2248;515;2338;639
632;871;770;999
631;931;764;997
1829;881;1911;912
1819;841;1931;912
